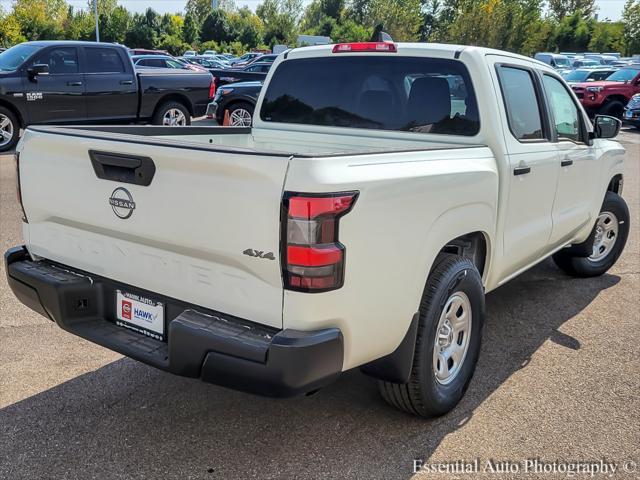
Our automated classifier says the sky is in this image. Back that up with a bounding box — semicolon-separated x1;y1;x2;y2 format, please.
0;0;629;22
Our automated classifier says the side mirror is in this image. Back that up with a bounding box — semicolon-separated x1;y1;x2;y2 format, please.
593;115;621;139
27;64;49;78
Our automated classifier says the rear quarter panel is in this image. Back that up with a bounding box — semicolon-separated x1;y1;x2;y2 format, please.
283;147;498;370
137;70;213;119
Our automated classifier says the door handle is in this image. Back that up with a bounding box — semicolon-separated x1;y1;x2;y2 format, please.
67;81;82;86
561;159;574;167
120;80;133;85
514;166;531;176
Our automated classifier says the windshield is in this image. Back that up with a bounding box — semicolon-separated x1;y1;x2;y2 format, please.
261;56;480;136
605;68;640;82
0;43;40;71
563;70;590;82
555;57;571;68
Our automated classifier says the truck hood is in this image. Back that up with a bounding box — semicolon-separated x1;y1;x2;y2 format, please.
571;80;624;89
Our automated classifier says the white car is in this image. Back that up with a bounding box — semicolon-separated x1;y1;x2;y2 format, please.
202;50;217;56
183;50;197;57
7;42;628;417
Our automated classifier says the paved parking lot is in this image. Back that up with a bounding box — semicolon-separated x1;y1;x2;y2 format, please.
1;128;639;479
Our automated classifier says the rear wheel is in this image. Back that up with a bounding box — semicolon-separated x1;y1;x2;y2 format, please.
152;101;191;126
600;100;625;119
0;107;20;152
553;192;629;277
379;255;484;417
228;102;254;127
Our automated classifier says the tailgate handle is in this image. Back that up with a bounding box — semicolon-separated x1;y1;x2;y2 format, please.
89;150;156;186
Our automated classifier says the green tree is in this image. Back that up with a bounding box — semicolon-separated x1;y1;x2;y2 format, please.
64;7;94;40
588;21;624;52
13;0;68;40
99;6;131;43
124;8;160;50
229;7;264;48
257;0;302;46
0;12;27;46
357;0;421;41
551;10;594;52
622;0;640;54
200;9;231;43
185;0;211;24
182;13;200;45
547;0;596;20
157;34;190;55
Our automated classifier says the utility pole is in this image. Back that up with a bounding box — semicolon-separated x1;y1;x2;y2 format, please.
94;0;100;42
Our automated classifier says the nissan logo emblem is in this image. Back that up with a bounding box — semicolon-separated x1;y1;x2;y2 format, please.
109;187;136;219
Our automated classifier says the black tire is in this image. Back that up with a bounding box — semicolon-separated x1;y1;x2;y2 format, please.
227;101;254;127
0;106;21;152
553;191;629;277
152;101;191;126
600;100;625;119
379;255;485;417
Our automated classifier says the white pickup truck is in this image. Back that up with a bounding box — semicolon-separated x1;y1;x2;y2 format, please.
6;42;628;417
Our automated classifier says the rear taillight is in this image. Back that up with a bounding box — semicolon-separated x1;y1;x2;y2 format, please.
332;42;397;53
282;192;358;292
209;77;217;99
15;152;28;223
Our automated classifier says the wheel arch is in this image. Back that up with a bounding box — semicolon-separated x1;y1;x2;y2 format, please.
152;94;194;118
419;202;495;288
360;205;494;384
607;173;623;195
0;99;26;128
603;94;629;104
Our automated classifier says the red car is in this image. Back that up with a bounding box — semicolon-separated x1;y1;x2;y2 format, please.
571;66;640;118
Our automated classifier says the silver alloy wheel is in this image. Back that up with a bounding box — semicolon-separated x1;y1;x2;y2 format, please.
433;291;473;385
589;211;619;262
229;108;252;126
162;108;187;126
0;114;14;147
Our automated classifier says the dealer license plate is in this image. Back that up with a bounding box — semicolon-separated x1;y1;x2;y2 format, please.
116;290;165;341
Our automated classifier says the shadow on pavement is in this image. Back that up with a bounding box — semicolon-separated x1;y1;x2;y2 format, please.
0;258;620;480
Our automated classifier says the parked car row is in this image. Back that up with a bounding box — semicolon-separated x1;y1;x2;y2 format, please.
535;52;640;73
0;41;216;151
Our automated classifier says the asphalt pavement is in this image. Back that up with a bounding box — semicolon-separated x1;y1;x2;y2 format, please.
0;127;638;480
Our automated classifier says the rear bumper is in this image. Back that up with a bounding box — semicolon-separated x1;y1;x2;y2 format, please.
206;101;221;123
4;246;343;397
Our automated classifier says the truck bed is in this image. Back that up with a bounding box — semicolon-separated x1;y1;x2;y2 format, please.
27;125;485;157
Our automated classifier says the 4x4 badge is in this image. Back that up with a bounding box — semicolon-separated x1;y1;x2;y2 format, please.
243;249;275;260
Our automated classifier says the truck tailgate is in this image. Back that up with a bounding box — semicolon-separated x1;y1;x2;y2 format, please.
18;129;289;328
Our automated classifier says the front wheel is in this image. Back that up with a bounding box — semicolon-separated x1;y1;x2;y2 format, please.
553;191;629;277
600;100;625;119
0;107;20;152
379;255;485;417
152;101;191;126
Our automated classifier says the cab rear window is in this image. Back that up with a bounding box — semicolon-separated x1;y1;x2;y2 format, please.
260;56;480;136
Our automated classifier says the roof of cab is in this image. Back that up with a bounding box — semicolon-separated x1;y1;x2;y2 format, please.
21;40;127;48
286;42;543;66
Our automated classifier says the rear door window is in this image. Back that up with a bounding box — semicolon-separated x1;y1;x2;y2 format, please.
496;66;544;141
85;47;126;73
260;56;480;136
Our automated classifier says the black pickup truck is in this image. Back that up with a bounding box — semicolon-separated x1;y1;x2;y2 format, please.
0;41;214;151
